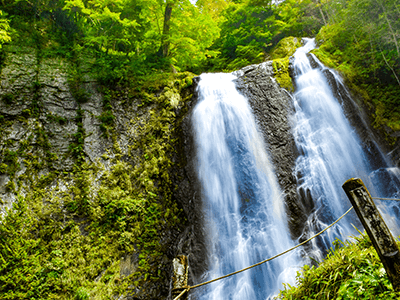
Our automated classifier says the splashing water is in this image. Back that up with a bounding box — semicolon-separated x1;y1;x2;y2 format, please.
192;73;299;299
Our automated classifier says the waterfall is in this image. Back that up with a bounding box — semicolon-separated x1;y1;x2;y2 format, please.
292;38;400;260
191;38;400;299
192;73;299;299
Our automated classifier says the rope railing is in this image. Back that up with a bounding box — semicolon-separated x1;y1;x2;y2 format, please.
173;206;354;300
372;197;400;201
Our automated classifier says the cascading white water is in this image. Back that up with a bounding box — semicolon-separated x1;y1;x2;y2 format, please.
191;38;400;299
192;73;299;299
292;38;400;259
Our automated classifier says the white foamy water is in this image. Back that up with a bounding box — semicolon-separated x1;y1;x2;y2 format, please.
191;38;400;299
192;73;299;299
292;38;400;260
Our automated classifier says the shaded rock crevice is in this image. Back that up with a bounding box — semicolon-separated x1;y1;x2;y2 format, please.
168;80;209;292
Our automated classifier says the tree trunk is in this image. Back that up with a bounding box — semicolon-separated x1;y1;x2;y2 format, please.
313;0;327;26
158;1;174;58
380;47;400;87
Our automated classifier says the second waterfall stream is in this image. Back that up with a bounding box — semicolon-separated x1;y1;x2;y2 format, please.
191;38;400;299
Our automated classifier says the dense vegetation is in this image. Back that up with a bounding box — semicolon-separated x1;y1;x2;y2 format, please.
0;0;399;299
311;0;400;142
278;232;400;299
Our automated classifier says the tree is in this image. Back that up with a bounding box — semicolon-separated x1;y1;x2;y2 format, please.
158;0;175;58
0;10;11;49
63;0;143;54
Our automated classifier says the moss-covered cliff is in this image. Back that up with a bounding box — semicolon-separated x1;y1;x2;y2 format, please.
0;41;198;299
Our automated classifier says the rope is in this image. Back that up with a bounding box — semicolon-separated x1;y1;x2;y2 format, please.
188;206;354;291
173;287;190;300
372;197;400;201
173;196;398;299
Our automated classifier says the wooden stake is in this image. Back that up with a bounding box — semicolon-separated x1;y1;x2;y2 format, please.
171;255;189;300
342;178;400;291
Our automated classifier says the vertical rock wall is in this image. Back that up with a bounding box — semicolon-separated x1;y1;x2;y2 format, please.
0;45;200;299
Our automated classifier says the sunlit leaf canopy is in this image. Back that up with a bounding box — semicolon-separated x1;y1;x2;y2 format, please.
0;0;399;75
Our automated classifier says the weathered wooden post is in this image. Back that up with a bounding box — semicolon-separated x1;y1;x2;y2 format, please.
342;178;400;291
171;255;189;300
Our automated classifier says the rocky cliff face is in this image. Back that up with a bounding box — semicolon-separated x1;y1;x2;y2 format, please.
0;45;201;299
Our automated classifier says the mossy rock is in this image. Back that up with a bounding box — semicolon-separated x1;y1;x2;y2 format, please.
272;58;294;92
270;37;302;60
270;37;302;92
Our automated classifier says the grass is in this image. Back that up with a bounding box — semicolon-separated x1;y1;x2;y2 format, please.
278;232;400;299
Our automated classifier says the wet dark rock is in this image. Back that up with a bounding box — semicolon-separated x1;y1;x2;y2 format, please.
167;80;209;295
234;62;306;239
306;53;321;70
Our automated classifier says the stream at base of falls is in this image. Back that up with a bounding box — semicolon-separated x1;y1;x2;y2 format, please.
191;38;400;299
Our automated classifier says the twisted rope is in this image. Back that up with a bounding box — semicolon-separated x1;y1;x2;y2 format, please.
372;197;400;201
173;287;190;300
173;206;354;299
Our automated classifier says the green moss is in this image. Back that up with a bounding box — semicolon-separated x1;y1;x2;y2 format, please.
0;70;194;299
270;36;302;60
311;48;337;69
0;163;7;174
272;57;294;92
68;107;85;162
2;93;15;105
47;114;67;125
270;37;302;92
98;89;115;138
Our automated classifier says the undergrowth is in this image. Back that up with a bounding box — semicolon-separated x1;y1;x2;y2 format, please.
278;232;400;299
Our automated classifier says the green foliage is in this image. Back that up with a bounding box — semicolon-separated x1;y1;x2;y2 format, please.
278;233;400;299
167;0;221;72
276;0;324;37
312;0;400;141
207;2;277;71
205;0;325;72
0;10;11;48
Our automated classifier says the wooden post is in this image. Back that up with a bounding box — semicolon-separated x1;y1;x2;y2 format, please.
342;178;400;291
171;255;189;300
